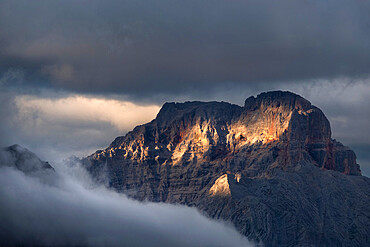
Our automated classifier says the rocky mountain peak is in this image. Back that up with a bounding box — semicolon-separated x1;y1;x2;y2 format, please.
91;91;360;176
0;144;54;174
155;101;241;129
83;91;368;246
244;90;311;111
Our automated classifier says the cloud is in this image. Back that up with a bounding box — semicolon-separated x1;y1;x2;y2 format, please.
41;64;75;82
0;159;254;247
2;93;159;163
0;72;160;163
15;94;160;132
0;0;370;97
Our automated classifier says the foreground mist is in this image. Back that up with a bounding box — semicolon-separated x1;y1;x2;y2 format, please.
0;157;253;247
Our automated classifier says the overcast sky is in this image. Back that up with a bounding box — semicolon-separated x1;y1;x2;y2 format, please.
0;0;369;176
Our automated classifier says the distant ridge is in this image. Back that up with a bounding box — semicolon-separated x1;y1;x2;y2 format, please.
1;144;54;174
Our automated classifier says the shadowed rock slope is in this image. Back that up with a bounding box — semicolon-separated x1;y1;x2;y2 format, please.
0;144;54;174
84;91;369;246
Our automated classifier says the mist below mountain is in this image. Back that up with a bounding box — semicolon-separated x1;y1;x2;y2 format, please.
0;146;253;247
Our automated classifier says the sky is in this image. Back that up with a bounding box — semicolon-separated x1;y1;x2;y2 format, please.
0;0;369;176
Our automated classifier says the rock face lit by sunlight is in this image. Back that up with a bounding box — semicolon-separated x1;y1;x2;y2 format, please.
209;174;231;196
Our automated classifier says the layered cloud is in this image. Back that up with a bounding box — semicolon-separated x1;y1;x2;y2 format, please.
0;93;159;162
1;0;370;97
15;95;160;132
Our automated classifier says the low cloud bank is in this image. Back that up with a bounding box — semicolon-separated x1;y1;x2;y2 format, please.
0;158;253;247
0;83;160;162
15;95;160;132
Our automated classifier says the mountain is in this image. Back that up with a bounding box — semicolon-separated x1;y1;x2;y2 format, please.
83;91;370;246
0;144;54;174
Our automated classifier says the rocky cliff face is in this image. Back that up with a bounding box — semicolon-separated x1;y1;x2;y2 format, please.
84;91;369;246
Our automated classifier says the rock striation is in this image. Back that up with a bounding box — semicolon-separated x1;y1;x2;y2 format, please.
84;91;369;246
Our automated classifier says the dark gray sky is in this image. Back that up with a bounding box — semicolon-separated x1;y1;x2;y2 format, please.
0;0;369;175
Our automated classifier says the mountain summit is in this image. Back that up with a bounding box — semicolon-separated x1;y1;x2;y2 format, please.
0;144;54;174
88;91;360;176
84;91;369;246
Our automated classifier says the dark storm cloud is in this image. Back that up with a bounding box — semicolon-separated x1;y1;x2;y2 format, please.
0;158;253;247
1;0;370;97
